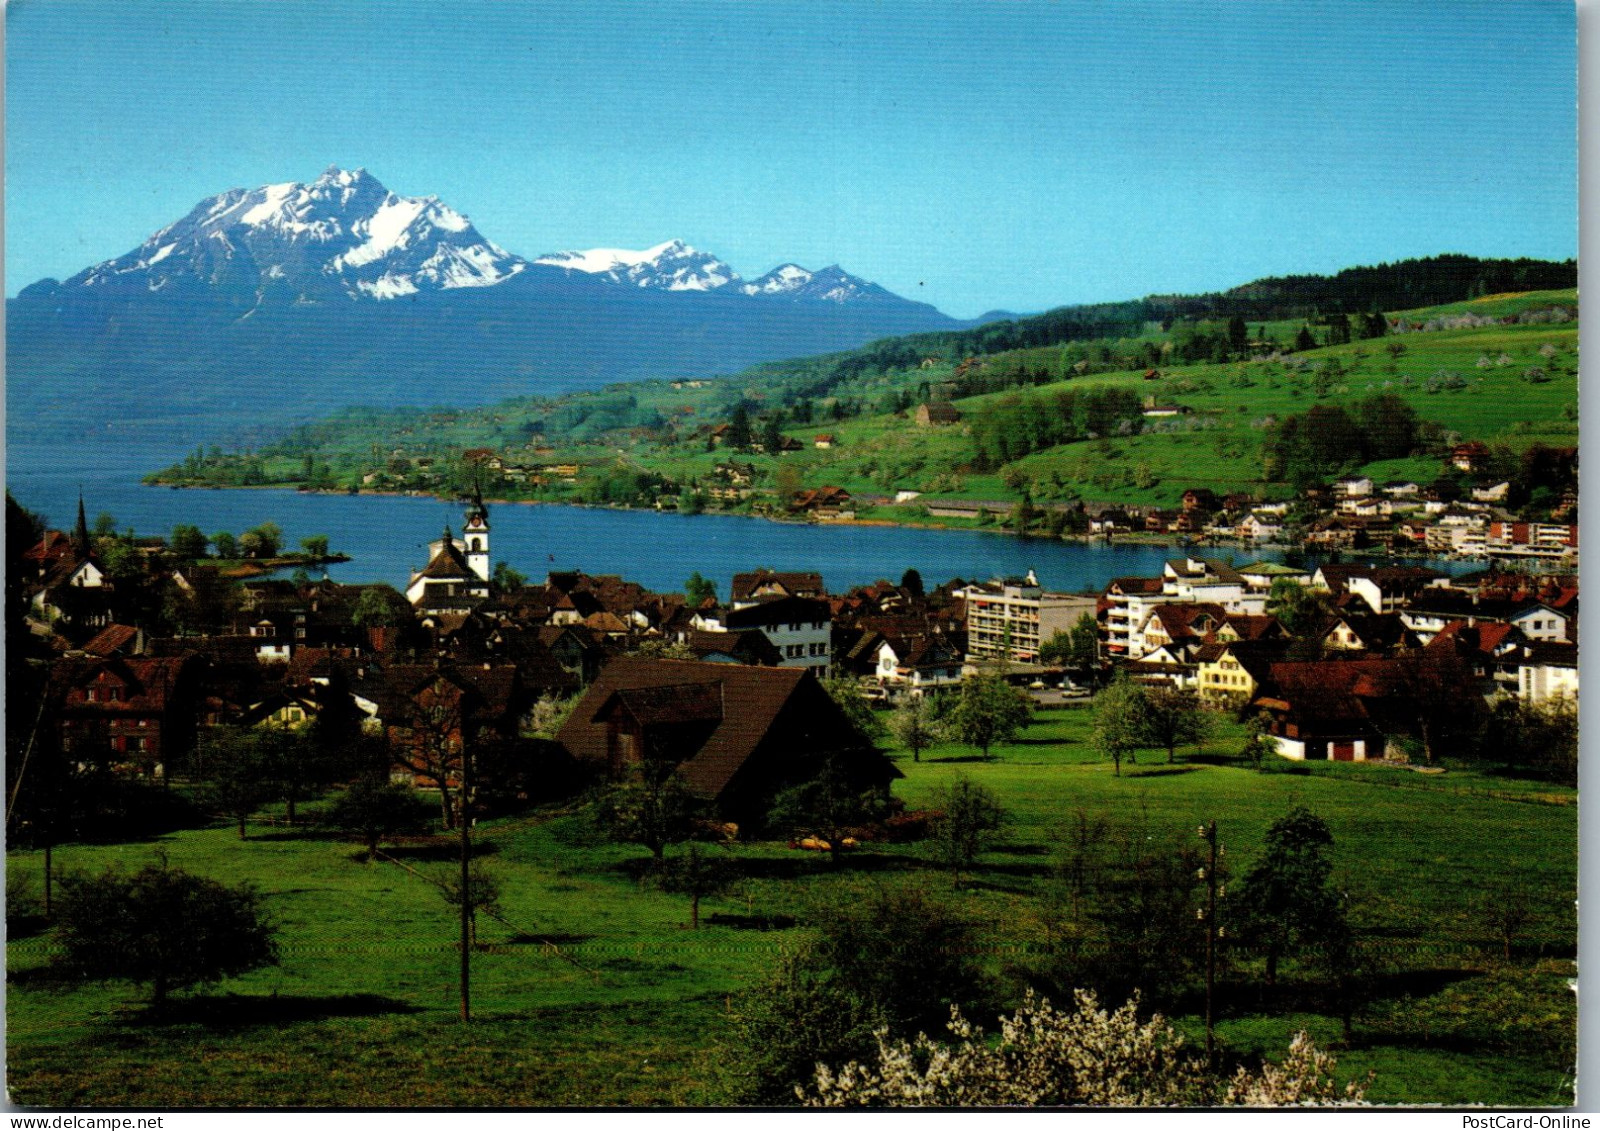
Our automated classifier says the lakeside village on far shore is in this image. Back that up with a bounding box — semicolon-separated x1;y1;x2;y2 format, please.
157;429;1578;568
16;472;1576;790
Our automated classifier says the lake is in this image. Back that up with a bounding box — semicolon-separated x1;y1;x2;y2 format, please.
6;437;1469;598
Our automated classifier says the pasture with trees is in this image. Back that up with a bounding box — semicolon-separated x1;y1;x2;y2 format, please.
4;687;1576;1107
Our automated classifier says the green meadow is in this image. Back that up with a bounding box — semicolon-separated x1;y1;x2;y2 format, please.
6;707;1576;1107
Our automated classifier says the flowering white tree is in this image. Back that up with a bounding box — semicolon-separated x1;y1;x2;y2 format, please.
804;990;1368;1108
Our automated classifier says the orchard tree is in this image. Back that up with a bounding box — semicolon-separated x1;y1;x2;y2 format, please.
1231;807;1347;987
804;991;1368;1107
199;728;277;839
54;858;277;1006
767;752;887;866
659;841;739;929
1140;687;1210;764
824;676;886;744
888;694;940;763
598;756;704;866
327;775;434;861
949;675;1031;760
1091;675;1148;776
930;775;1006;887
440;860;501;950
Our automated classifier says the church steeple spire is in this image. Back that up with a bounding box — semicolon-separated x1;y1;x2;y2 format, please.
73;491;91;558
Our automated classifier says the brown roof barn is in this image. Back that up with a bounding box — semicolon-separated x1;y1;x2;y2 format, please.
556;658;898;823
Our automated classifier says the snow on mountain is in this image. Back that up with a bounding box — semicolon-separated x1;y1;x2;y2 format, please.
69;166;526;301
533;239;739;292
738;263;896;304
51;168;926;313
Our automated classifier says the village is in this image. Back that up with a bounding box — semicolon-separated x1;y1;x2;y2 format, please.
12;471;1577;799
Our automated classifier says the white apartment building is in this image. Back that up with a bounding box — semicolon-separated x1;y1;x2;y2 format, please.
962;571;1096;664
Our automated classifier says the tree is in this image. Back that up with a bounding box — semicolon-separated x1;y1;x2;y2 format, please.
804;991;1367;1107
1240;710;1277;770
930;775;1005;887
767;752;888;866
1231;807;1347;987
242;522;283;559
808;884;989;1038
350;584;409;629
211;531;239;560
1480;696;1577;785
726;945;886;1104
888;694;939;763
327;775;434;861
1139;687;1210;764
684;571;717;607
1041;613;1099;675
300;534;330;559
1091;675;1147;776
169;524;208;561
1267;578;1334;637
761;414;784;455
598;758;704;866
726;404;753;451
948;675;1031;760
824;676;886;743
198;728;277;839
1479;882;1534;962
440;859;501;950
525;693;577;739
256;725;338;827
53;858;277;1005
1293;324;1317;352
491;561;526;591
658;841;738;929
899;568;924;599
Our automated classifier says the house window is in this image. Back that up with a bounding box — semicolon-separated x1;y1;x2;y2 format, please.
786;644;805;659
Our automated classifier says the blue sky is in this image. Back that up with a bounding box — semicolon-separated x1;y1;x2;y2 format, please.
5;0;1578;317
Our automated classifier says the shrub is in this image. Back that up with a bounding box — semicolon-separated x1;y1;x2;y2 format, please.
805;990;1368;1107
53;858;277;1005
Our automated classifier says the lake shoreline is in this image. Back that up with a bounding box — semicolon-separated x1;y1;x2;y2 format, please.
145;479;1484;569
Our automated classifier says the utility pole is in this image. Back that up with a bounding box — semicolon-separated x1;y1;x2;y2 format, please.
459;738;472;1023
1197;820;1224;1066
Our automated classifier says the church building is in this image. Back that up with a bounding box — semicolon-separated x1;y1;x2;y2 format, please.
405;493;492;613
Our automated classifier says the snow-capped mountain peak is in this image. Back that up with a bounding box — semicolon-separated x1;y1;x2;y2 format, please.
70;167;525;301
532;239;740;292
738;262;893;304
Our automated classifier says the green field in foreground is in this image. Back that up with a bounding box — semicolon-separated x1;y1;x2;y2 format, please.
6;708;1577;1107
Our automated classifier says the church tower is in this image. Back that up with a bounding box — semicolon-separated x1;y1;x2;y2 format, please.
462;486;491;583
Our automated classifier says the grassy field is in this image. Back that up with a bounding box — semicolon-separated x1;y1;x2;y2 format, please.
6;707;1576;1107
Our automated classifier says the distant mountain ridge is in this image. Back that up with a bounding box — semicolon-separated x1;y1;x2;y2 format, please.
8;168;971;439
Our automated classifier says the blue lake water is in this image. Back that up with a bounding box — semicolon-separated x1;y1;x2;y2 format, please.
6;437;1470;597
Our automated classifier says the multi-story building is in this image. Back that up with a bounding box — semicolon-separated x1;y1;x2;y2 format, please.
962;571;1096;664
699;595;832;677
